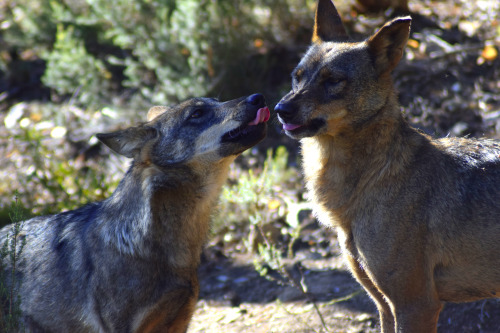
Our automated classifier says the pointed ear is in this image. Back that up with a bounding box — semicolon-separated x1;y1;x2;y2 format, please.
367;16;411;75
312;0;349;43
96;126;158;158
147;106;168;121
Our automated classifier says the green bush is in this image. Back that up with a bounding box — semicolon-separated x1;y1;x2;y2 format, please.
215;146;306;255
1;0;316;215
42;24;112;107
1;0;316;107
0;193;26;332
2;102;124;218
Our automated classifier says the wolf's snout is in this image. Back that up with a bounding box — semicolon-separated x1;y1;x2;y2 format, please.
221;93;268;154
275;102;303;132
246;93;265;107
245;93;270;126
248;107;270;126
274;102;293;118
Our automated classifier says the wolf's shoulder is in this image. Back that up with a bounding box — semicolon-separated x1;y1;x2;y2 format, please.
1;202;102;241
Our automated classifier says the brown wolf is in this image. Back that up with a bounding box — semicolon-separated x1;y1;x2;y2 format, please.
0;94;270;332
275;0;500;332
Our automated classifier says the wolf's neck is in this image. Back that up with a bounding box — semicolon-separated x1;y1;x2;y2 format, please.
301;113;423;228
98;160;232;267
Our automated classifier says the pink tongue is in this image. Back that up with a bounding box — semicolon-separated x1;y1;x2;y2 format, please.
248;107;270;126
283;123;302;131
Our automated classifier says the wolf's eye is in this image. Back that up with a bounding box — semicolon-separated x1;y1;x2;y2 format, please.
190;109;204;119
324;78;346;95
325;78;342;86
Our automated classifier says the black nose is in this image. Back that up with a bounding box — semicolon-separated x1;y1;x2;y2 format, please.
274;102;293;117
246;93;265;106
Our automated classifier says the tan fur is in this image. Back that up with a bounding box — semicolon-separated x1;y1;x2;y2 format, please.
276;1;500;332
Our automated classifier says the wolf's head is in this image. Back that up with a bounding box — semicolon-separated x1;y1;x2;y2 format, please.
275;0;410;139
97;94;269;169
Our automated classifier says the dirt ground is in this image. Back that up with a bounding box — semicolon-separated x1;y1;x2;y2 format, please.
189;219;500;333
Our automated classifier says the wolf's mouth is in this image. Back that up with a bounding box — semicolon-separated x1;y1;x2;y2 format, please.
278;116;326;138
222;107;270;142
276;114;302;132
282;122;303;132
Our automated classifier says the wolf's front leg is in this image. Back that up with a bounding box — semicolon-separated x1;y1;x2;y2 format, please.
394;300;442;333
135;283;199;333
345;254;395;333
384;268;443;333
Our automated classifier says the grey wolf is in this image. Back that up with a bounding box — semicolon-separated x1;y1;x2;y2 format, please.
0;94;270;332
275;0;500;332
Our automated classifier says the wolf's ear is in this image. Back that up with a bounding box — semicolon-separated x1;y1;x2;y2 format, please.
96;126;158;158
312;0;349;43
147;106;168;121
367;17;411;75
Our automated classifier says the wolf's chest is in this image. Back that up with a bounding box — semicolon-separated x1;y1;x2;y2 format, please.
301;137;354;228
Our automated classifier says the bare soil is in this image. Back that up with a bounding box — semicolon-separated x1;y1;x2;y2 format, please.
190;220;500;333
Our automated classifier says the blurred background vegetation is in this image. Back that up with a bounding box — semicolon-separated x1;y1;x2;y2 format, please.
0;0;321;221
0;0;499;232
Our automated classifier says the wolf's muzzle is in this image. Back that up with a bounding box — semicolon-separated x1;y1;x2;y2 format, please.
246;93;266;107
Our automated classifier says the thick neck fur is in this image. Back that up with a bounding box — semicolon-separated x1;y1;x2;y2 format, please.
302;96;426;229
97;158;234;268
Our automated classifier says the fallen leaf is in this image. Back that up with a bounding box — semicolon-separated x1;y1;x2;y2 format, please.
407;39;419;49
268;199;280;210
481;45;498;61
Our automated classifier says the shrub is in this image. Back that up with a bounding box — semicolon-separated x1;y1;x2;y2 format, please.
215;146;306;256
2;0;316;107
2;102;124;217
42;24;113;107
0;193;27;332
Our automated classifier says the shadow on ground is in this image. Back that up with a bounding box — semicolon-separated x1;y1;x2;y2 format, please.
195;250;500;332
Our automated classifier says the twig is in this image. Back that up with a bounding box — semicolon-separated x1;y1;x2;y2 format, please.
275;299;325;333
256;224;330;332
429;44;485;59
323;288;364;306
